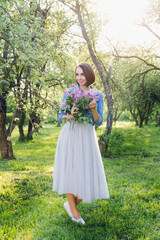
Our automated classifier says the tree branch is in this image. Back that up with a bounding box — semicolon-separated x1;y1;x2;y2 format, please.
59;0;77;13
141;22;160;41
114;54;160;70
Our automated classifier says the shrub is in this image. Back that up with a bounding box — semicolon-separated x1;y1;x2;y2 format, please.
101;131;125;157
118;111;133;122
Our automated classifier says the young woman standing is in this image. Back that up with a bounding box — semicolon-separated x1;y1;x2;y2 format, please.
53;62;109;224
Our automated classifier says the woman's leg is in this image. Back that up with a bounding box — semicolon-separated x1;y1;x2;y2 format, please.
66;193;81;219
75;196;82;206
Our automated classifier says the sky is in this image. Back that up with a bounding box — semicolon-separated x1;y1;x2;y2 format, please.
94;0;156;46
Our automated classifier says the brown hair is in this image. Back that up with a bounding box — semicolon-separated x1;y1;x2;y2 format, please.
75;62;95;87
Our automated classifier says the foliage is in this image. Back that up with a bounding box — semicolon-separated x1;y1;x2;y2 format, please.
110;0;160;126
0;122;160;239
118;110;133;122
111;50;160;127
101;130;125;157
0;0;79;154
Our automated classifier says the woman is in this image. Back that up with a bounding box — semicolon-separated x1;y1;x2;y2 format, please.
53;62;109;225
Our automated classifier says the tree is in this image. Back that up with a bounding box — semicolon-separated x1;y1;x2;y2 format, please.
110;48;160;127
0;0;72;158
59;0;114;135
110;0;160;126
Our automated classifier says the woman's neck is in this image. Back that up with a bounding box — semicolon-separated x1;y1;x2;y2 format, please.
80;85;90;92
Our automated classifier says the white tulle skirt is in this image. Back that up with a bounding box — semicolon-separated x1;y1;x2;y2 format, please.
53;121;110;203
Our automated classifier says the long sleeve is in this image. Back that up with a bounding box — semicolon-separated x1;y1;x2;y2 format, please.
93;92;104;127
58;92;67;124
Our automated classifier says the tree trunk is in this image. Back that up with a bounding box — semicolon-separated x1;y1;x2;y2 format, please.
156;111;160;126
136;105;143;128
76;0;113;135
0;99;14;159
98;139;106;153
27;111;40;140
0;27;14;159
27;119;33;140
34;114;41;133
145;117;149;125
139;119;143;128
57;110;61;126
18;111;26;141
130;107;139;125
104;67;113;134
7;108;22;137
27;112;35;140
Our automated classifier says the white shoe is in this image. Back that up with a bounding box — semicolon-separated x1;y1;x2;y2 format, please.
64;202;73;218
71;217;85;225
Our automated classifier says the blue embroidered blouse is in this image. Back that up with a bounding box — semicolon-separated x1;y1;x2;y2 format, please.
58;85;104;127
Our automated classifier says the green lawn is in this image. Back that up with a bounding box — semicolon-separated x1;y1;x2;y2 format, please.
0;122;160;240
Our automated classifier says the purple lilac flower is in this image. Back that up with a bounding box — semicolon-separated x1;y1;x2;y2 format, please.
61;85;101;123
62;84;100;109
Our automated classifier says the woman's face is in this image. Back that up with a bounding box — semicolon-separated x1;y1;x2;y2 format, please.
76;67;87;87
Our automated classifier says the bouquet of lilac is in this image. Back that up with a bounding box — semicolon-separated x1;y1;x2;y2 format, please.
60;84;101;123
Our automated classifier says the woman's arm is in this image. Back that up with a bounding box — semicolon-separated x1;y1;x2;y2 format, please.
89;101;100;122
58;93;67;123
89;92;103;126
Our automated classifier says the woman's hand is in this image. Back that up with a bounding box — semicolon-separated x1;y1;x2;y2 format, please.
71;104;79;115
89;100;100;122
62;114;74;121
61;104;79;122
89;100;97;110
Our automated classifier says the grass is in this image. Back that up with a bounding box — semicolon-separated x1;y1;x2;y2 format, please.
0;122;160;240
